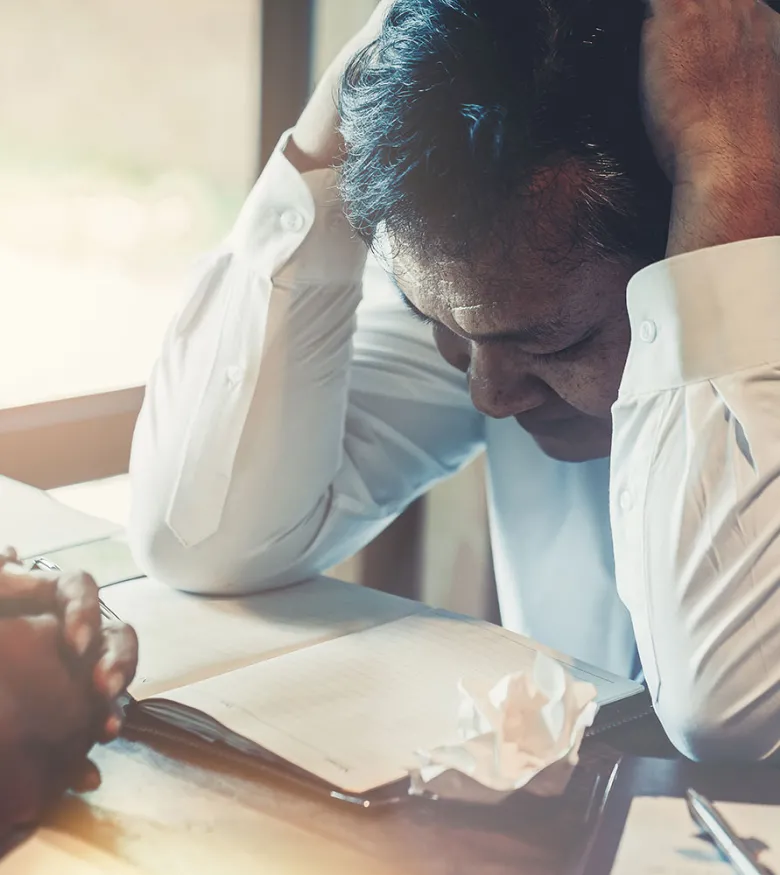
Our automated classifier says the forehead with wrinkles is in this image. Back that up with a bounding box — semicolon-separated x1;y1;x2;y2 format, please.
385;160;607;317
389;229;595;338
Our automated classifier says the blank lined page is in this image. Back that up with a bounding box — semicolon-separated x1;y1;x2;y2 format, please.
157;610;640;793
101;576;423;698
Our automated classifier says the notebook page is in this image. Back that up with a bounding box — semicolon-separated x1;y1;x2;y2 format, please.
42;537;142;589
155;609;641;794
100;576;424;698
0;476;121;559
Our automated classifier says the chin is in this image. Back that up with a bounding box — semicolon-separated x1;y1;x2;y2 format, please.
529;430;612;463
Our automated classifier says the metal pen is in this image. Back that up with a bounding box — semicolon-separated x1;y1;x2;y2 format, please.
686;789;765;875
32;555;119;622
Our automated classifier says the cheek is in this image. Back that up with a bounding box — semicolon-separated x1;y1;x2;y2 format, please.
433;321;629;417
545;333;629;416
547;357;622;415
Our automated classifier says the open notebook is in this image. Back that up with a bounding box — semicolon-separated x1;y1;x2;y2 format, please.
101;576;644;796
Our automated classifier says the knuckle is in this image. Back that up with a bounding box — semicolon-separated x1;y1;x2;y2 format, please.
62;570;100;601
73;570;98;591
122;622;139;646
104;621;139;653
117;623;140;655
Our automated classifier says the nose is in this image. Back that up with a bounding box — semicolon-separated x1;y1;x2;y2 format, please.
468;344;549;419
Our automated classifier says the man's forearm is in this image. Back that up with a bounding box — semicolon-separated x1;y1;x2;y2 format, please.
667;169;780;257
128;141;368;592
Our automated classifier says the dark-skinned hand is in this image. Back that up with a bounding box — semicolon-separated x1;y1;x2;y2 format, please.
642;0;780;255
0;546;137;842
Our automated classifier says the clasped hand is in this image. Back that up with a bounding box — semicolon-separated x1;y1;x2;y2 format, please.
0;547;138;835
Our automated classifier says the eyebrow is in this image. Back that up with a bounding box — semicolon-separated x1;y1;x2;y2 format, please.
392;277;575;346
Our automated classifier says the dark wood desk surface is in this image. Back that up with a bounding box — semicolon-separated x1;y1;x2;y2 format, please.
3;734;620;875
4;711;777;875
584;753;780;875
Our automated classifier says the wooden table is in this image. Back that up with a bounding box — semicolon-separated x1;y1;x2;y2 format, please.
584;754;780;874
3;731;625;875
6;718;778;875
0;500;777;875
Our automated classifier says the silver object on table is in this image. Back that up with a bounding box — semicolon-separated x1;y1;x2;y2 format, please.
686;788;770;875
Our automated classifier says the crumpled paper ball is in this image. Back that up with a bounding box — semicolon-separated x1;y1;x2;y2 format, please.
408;652;598;804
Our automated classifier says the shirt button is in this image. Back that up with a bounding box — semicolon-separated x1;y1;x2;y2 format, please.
639;320;657;344
619;490;633;512
280;209;305;233
225;366;244;388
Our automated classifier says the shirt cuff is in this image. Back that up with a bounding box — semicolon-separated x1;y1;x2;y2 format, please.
619;236;780;398
228;131;366;285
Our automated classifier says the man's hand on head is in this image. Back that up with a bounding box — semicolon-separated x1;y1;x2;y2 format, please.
288;0;394;172
642;0;780;256
0;547;138;835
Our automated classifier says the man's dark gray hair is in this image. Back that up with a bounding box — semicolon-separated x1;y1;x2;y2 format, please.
339;0;674;267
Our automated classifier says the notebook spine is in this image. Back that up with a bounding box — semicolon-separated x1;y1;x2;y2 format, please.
584;703;655;739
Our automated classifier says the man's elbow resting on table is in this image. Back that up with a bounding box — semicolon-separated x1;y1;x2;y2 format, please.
656;690;780;764
126;519;325;596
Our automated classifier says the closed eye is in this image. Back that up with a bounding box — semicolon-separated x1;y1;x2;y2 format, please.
525;328;600;363
404;305;436;327
393;282;438;327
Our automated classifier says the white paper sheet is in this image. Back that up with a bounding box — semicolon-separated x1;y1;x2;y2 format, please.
157;609;641;793
0;476;120;559
41;537;141;588
101;575;423;698
612;795;780;874
409;653;598;802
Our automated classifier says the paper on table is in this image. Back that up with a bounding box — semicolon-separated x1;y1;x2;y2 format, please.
409;652;598;803
612;796;780;874
42;536;142;589
0;476;120;559
101;576;423;699
155;609;640;794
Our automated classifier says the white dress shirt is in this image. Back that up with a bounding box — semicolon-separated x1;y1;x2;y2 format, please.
129;135;780;761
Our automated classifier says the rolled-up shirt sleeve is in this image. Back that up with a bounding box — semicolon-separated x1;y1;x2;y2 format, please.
611;236;780;761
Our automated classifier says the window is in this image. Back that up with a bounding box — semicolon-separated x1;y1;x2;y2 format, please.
4;0;494;618
0;0;259;408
